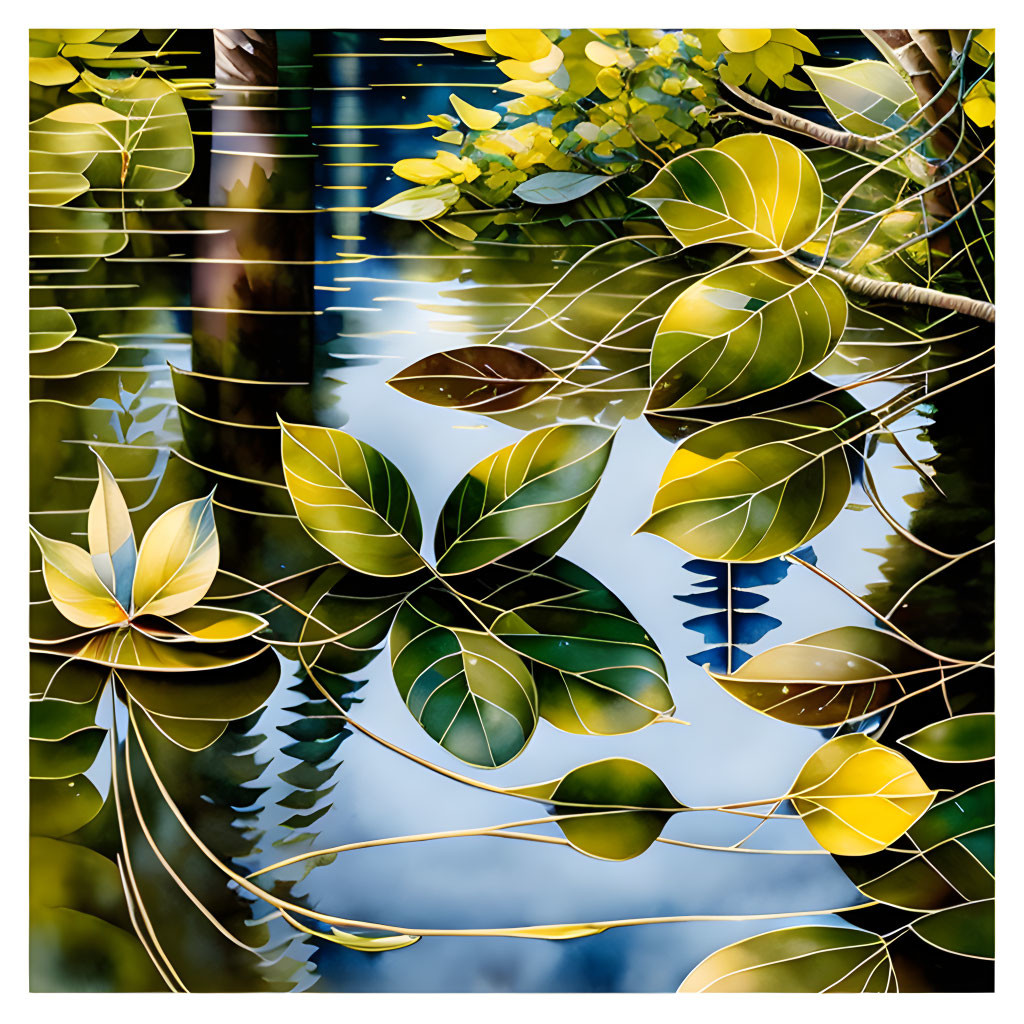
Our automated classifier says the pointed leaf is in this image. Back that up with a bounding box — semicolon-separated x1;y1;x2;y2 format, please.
508;757;683;860
449;92;500;130
390;586;537;768
281;421;424;577
87;454;136;611
806;60;920;137
911;900;994;960
637;399;856;561
632;135;823;252
839;782;994;911
132;493;218;617
513;172;613;206
372;183;460;221
648;263;847;411
679;925;893;992
388;345;558;413
899;714;994;763
471;555;673;735
791;734;936;856
435;424;614;575
139;606;268;643
327;929;421;952
709;625;941;727
30;526;128;628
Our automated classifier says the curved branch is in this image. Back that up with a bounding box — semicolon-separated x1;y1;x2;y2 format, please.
800;259;995;323
720;82;872;152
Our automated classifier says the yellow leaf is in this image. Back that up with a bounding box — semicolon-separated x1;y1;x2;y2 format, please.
30;527;128;628
964;80;995;127
486;29;552;62
87;454;136;612
585;40;621;67
499;79;560;98
393;158;450;185
449;93;500;131
44;102;126;124
328;929;420;952
142;606;268;643
497;43;564;82
968;29;994;63
29;55;79;86
791;735;936;856
718;29;772;53
132;494;218;618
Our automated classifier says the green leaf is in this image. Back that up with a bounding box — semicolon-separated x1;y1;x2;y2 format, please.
637;399;856;561
839;782;994;911
911;900;994;960
30;775;103;837
388;345;558;413
648;263;847;411
513;172;613;205
132;493;219;617
30;337;117;378
679;925;893;992
434;423;614;575
30;727;106;780
899;713;994;763
116;646;280;722
805;60;920;137
390;585;538;768
470;555;674;735
631;134;823;252
709;625;941;727
29;307;77;353
508;757;683;860
77;72;195;192
791;734;936;856
373;183;460;221
144;711;229;751
281;421;425;577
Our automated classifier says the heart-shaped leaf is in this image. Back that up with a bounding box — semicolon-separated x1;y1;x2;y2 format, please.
390;586;538;768
899;713;994;763
806;60;920;138
132;493;218;617
911;900;994;960
791;734;936;856
471;555;674;735
281;421;424;578
388;345;558;413
709;625;941;727
513;171;613;205
679;925;893;992
648;263;847;411
632;134;823;252
637;399;856;561
508;757;684;860
435;424;614;575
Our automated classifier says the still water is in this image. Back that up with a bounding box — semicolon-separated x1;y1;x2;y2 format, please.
59;30;936;992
